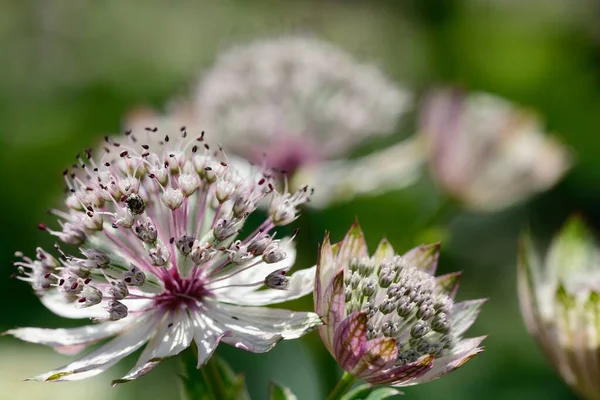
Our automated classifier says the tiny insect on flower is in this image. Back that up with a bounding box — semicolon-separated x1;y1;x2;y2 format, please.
4;126;321;385
314;221;486;386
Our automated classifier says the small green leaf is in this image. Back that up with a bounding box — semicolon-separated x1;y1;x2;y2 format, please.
341;383;402;400
269;381;298;400
179;345;250;400
341;383;373;399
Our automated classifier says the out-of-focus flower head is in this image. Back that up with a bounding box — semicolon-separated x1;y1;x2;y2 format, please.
315;221;486;386
518;216;600;399
420;88;571;212
193;36;419;207
4;125;321;385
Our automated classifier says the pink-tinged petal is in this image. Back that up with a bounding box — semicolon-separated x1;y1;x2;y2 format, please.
419;88;467;192
352;337;398;378
318;270;346;355
221;330;281;353
204;304;283;354
409;336;486;384
334;312;368;371
203;300;321;354
192;313;229;366
372;238;395;264
403;243;440;275
4;318;132;354
452;299;487;337
26;316;157;382
54;344;88;355
435;272;462;299
316;233;336;315
517;230;545;337
112;309;195;385
336;221;369;267
366;355;435;386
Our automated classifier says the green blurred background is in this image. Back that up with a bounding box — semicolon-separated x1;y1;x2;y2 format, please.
1;0;599;399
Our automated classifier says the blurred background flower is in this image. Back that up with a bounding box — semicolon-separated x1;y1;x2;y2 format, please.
195;36;410;168
2;0;600;399
419;89;571;212
518;217;600;400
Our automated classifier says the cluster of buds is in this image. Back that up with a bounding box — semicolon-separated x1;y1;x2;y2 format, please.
315;222;486;386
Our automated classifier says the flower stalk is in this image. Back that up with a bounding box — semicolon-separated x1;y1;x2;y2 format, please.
326;371;357;400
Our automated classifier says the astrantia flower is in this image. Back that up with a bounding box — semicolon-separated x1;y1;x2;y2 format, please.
518;217;600;399
4;127;321;385
194;36;418;207
420;88;571;212
315;222;486;386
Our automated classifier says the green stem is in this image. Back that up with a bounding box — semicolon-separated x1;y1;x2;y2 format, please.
326;372;357;400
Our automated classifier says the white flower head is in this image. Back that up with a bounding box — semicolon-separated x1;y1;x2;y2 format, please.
194;36;412;174
5;125;320;385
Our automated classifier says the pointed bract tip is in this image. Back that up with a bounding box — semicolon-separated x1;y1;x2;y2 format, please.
346;219;364;236
564;214;596;240
111;379;130;387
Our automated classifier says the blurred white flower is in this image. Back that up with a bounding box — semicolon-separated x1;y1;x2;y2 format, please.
420;89;571;212
193;36;419;206
518;217;600;399
293;137;424;208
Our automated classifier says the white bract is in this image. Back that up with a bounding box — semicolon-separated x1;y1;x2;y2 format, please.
5;126;320;385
